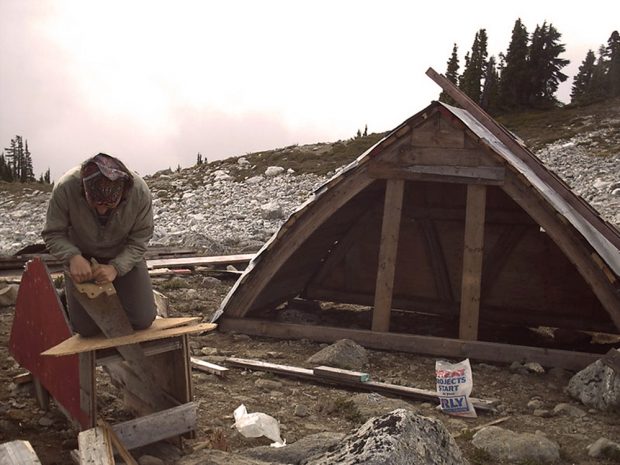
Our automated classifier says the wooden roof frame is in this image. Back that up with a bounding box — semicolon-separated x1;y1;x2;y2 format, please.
214;69;620;370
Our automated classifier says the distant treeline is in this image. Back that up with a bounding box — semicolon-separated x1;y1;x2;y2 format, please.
440;20;620;114
1;135;50;184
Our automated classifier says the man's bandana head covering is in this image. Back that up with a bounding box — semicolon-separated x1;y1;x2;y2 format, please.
81;153;130;205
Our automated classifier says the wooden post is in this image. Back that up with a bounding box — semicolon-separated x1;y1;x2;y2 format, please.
459;184;487;340
372;179;405;332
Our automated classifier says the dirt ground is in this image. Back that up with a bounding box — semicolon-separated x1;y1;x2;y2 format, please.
1;271;619;465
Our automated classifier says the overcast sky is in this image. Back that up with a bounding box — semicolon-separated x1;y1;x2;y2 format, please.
1;1;618;181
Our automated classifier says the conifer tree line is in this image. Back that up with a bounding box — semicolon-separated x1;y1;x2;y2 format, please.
440;19;619;114
1;135;51;184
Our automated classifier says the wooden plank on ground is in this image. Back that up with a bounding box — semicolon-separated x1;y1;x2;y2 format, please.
146;254;255;269
190;357;229;376
111;402;197;450
0;440;42;465
372;179;405;332
313;366;370;382
226;357;496;411
77;427;114;465
43;322;215;356
219;318;600;371
459;184;487;341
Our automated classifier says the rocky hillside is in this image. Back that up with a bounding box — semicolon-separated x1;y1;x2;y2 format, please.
0;99;618;256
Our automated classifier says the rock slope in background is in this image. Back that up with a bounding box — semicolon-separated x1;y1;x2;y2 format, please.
0;105;619;256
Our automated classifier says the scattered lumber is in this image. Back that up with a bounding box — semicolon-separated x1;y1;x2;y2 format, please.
0;440;42;465
225;357;497;412
190;357;229;376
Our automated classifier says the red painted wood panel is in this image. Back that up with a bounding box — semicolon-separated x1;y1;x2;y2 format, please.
8;258;90;427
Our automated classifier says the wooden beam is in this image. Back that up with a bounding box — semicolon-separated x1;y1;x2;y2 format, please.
396;147;503;167
459;184;487;340
313;366;370;383
368;163;505;185
502;172;620;330
99;420;138;465
225;357;496;412
372;179;405;332
0;440;42;465
426;67;620;250
110;402;197;450
219;318;600;371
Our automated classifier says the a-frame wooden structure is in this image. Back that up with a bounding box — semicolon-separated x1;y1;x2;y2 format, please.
215;69;620;370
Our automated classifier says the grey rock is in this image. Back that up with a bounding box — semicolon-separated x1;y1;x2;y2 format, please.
293;404;309;417
552;402;587;417
303;409;467;465
265;166;285;177
567;359;620;412
349;393;414;421
587;437;620;460
0;284;19;307
472;426;560;463
523;362;545;374
242;432;345;464
306;339;368;371
255;378;283;391
527;399;544;410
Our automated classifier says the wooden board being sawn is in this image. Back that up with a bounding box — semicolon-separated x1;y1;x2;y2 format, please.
71;280;179;412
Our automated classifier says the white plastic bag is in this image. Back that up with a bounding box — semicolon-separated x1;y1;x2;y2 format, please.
435;358;477;418
233;404;286;447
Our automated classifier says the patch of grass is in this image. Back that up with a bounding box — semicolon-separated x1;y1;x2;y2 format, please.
497;96;620;153
333;397;364;424
53;274;64;289
210;132;388;182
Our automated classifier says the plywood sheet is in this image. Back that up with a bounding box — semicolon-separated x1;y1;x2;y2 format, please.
43;321;215;356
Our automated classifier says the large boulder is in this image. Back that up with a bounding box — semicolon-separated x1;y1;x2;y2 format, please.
567;359;620;412
472;426;560;463
303;409;467;465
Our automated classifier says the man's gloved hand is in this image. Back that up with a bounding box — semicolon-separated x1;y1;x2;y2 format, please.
69;255;93;283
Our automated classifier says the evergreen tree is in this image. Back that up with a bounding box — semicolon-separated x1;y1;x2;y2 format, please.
498;18;529;109
571;50;597;104
481;56;500;113
526;22;569;107
439;43;460;105
43;168;51;184
0;152;12;182
459;29;488;104
604;30;620;97
363;124;368;137
588;46;610;102
3;136;35;182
